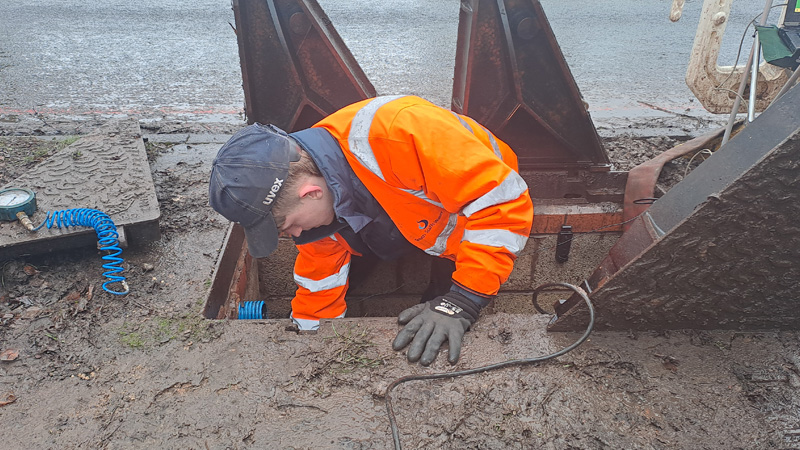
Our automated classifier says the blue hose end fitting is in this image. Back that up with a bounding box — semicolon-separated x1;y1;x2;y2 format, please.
238;300;267;320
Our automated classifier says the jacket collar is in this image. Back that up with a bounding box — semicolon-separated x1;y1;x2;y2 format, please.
289;127;375;243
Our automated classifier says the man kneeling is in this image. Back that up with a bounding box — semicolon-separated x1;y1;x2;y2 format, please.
209;95;533;366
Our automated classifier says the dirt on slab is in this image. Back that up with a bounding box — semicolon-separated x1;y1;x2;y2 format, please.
0;123;797;449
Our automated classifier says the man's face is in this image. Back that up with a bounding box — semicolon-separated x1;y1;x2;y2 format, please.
279;196;335;238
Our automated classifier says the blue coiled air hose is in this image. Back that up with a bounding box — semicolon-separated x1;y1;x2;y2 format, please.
33;208;129;295
238;300;267;319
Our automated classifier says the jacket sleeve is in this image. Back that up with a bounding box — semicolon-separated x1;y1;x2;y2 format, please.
291;234;352;330
383;104;533;298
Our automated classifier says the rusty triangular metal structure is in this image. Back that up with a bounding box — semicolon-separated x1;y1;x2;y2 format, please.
452;0;609;170
232;0;376;132
550;83;800;331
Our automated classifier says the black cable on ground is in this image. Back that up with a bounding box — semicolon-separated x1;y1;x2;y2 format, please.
384;282;595;450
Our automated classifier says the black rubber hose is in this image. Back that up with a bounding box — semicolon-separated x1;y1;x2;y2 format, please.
385;282;595;450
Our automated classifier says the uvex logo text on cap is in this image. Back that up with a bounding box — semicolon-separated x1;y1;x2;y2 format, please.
263;178;284;205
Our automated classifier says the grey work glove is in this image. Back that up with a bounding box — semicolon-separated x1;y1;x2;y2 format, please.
392;291;480;366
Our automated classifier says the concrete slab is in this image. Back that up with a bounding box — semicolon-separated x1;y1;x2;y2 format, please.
0;119;160;259
186;134;234;145
143;133;189;144
35;314;789;448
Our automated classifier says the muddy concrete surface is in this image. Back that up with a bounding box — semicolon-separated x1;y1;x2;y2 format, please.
1;0;797;447
1;126;798;449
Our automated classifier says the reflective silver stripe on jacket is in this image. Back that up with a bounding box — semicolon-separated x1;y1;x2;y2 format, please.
450;111;503;160
480;125;502;159
294;262;350;292
348;95;406;181
424;213;459;256
462;229;528;256
348;96;446;211
462;171;528;218
403;189;443;208
349;96;516;257
450;111;473;133
451;111;502;161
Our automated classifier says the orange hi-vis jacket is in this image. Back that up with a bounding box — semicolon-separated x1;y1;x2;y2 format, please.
290;95;533;330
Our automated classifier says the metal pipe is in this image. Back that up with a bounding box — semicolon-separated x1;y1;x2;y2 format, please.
721;0;773;146
15;211;34;232
747;35;761;121
769;63;800;106
721;40;756;145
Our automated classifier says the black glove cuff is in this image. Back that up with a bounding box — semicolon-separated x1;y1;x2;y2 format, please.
450;283;493;308
427;291;480;324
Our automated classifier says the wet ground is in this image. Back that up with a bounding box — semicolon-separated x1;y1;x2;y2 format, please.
4;0;775;134
1;1;796;446
1;126;798;449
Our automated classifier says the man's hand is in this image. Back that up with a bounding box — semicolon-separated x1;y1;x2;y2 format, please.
392;291;480;366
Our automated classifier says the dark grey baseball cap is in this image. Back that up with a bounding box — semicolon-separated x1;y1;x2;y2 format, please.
209;123;300;258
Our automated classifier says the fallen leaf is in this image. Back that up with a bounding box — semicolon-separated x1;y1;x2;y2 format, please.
0;392;16;407
21;306;42;320
655;354;680;372
0;349;19;361
75;297;89;315
22;265;38;276
62;290;81;302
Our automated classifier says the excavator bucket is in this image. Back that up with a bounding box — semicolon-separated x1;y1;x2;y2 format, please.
452;0;610;170
232;0;376;132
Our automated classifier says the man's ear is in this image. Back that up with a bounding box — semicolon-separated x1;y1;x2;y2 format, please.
297;182;324;200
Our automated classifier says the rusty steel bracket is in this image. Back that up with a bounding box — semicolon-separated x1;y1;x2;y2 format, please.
204;223;261;319
452;0;609;171
232;0;376;132
621;126;735;231
552;82;800;330
552;210;661;320
555;126;732;315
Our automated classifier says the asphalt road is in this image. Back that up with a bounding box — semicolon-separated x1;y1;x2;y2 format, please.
0;0;774;126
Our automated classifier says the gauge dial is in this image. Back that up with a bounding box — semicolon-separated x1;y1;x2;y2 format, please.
0;188;34;207
0;188;37;221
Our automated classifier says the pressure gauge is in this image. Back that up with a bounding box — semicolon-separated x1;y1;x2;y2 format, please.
0;188;37;221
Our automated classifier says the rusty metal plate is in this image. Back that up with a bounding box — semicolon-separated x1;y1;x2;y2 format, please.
233;0;376;132
550;83;800;331
452;0;609;170
0;119;161;259
622;126;729;231
203;223;261;320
